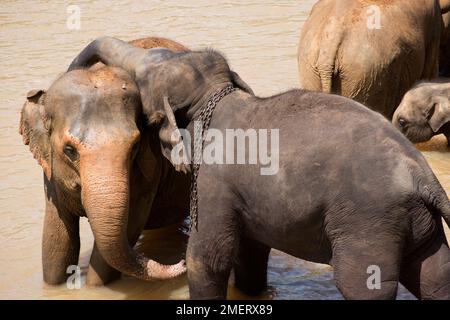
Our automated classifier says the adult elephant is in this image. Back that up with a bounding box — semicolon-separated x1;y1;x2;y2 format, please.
68;37;450;299
19;37;190;286
298;0;450;119
440;11;450;76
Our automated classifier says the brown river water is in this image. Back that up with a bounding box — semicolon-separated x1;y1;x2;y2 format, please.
0;0;449;300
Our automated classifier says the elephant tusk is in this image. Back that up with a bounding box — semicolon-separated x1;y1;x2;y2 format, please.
163;96;178;128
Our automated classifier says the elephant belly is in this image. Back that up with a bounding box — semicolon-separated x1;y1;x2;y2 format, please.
238;188;332;264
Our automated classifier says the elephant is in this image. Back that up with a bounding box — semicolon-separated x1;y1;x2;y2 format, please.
19;37;190;286
67;37;450;300
392;79;450;145
298;0;450;119
440;12;450;76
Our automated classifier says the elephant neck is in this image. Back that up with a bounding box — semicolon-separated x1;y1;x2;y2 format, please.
183;88;251;140
179;82;234;124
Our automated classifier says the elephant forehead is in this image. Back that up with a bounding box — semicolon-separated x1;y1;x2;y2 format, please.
404;88;434;108
46;87;139;146
68;97;139;144
48;84;139;116
68;121;137;147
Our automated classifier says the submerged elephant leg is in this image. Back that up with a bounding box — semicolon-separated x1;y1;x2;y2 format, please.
86;243;121;286
331;232;403;300
42;180;80;285
187;228;236;300
187;221;238;299
400;230;450;300
233;237;270;296
187;180;239;299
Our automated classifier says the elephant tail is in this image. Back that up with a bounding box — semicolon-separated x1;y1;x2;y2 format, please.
316;17;344;93
419;180;450;230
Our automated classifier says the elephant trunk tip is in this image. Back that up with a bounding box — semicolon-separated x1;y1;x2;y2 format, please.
147;259;187;280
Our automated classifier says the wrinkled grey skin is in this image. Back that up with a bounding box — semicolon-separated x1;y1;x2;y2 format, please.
20;66;189;286
68;37;450;300
393;79;450;145
298;0;448;119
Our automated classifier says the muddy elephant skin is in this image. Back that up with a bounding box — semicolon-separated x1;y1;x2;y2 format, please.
298;0;448;119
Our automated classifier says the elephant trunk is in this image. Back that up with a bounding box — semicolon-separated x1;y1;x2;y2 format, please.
67;36;147;78
80;150;185;281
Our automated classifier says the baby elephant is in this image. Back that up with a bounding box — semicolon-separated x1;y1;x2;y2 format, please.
393;80;450;145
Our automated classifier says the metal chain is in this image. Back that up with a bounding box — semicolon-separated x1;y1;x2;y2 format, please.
189;84;236;231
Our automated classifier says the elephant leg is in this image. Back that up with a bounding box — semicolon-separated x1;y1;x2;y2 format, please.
331;233;403;300
42;187;80;285
233;237;270;296
187;181;239;300
86;243;121;286
187;229;237;300
400;230;450;300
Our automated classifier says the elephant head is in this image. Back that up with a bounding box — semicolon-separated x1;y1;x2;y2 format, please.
393;80;450;143
20;66;185;281
67;37;254;171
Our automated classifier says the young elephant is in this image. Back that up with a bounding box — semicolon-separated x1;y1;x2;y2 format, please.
298;0;450;119
20;38;190;286
392;80;450;145
68;37;450;300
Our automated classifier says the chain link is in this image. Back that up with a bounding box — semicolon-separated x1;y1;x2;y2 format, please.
189;85;236;231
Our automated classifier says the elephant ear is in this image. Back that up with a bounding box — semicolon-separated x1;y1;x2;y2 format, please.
19;89;52;179
429;96;450;132
151;97;190;174
231;71;254;95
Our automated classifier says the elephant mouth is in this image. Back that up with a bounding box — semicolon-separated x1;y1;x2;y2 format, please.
404;128;434;144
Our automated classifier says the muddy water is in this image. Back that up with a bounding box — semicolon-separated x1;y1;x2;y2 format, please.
0;0;448;300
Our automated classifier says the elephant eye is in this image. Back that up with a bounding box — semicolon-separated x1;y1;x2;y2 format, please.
64;144;79;162
398;118;408;128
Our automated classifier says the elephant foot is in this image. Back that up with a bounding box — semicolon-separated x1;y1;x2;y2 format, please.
234;237;270;296
86;243;121;286
86;267;121;286
187;255;229;300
